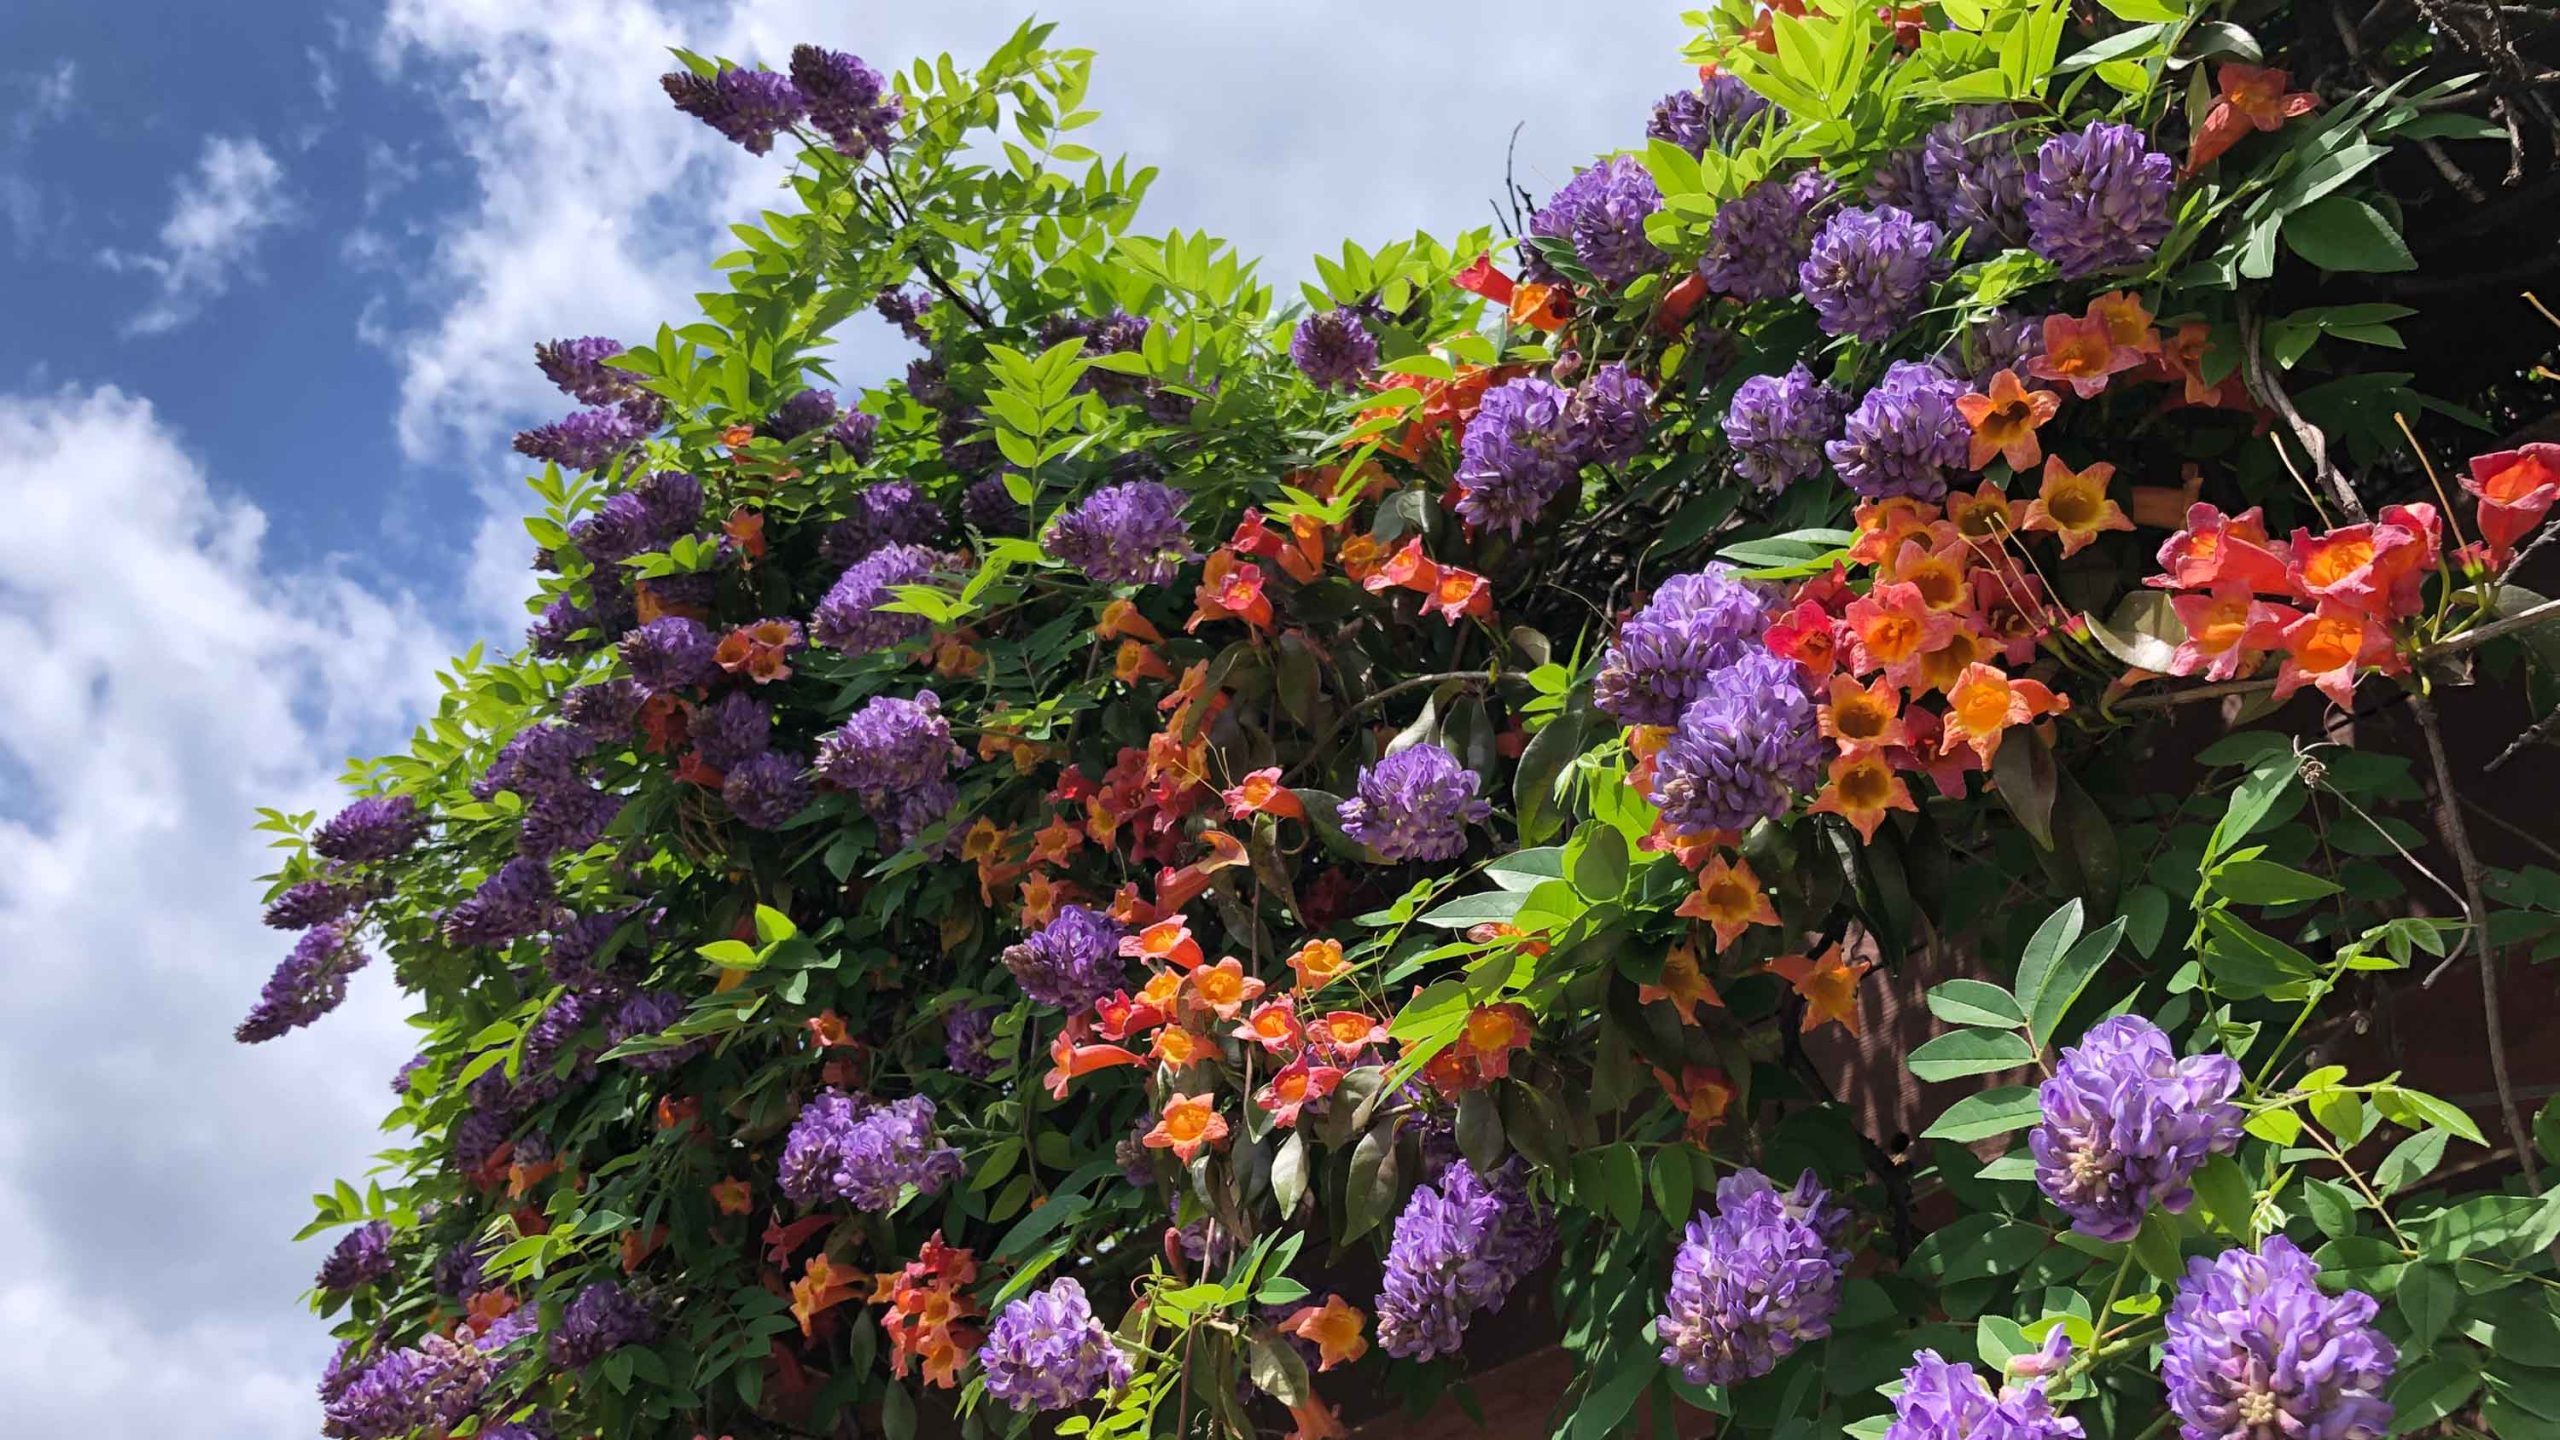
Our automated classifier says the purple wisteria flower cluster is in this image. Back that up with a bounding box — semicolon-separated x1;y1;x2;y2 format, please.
765;386;840;439
875;286;932;343
722;749;811;830
663;64;804;155
314;795;426;866
533;336;634;406
820;480;944;567
1656;1169;1850;1385
1724;363;1849;491
1374;1158;1556;1360
322;1332;490;1440
1922;105;2030;257
1338;742;1492;862
790;44;903;158
1648;649;1827;833
979;1277;1132;1412
512;404;655;473
441;856;558;949
264;874;371;930
1529;155;1668;288
1649;72;1774;154
2162;1237;2395;1440
567;469;704;566
814;690;966;848
1044;480;1195;586
1595;566;1771;725
944;1004;1002;1078
1290;307;1378;389
1700;168;1835;302
237;922;370;1042
1827;359;1972;502
778;1089;963;1211
620;616;720;692
315;1220;395;1293
811;541;942;654
2027;121;2176;279
1454;366;1657;535
2030;1015;2243;1241
1799;205;1945;343
1884;1349;2085;1440
1002;904;1128;1010
548;1281;658;1368
605;988;704;1073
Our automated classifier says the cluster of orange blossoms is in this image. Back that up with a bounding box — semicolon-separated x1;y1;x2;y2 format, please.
870;1235;983;1389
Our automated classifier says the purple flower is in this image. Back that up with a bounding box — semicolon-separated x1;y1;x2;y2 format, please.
790;45;901;158
1002;904;1126;1010
390;1054;428;1095
1567;362;1655;467
441;857;556;948
1455;376;1579;537
474;723;595;803
1044;480;1195;586
534;336;631;405
1338;743;1491;862
1375;1159;1555;1360
980;1278;1133;1412
766;386;838;439
945;1005;1001;1079
527;595;607;658
1799;205;1944;343
2027;121;2175;279
963;473;1027;535
453;1106;510;1175
1595;567;1771;725
693;691;771;772
315;1220;395;1293
433;1236;496;1299
265;876;368;930
237;923;369;1042
1650;72;1774;154
1566;155;1668;289
315;795;425;865
1648;650;1826;832
2031;1015;2243;1241
606;989;701;1072
322;1335;486;1440
619;616;720;692
830;409;879;462
723;749;811;830
820;481;944;567
663;66;805;155
1291;308;1379;390
1868;146;1936;219
523;990;600;1084
513;406;647;472
1922;105;2029;257
517;782;621;859
1826;360;1971;502
1701;168;1836;302
1965;307;2045;385
546;910;639;993
2163;1237;2395;1440
777;1090;963;1211
548;1282;657;1368
1726;363;1849;491
811;542;941;655
1657;1169;1850;1386
875;286;932;343
563;678;646;740
814;691;964;849
1884;1350;2085;1440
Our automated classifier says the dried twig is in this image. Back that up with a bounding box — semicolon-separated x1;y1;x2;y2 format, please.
2238;304;2368;522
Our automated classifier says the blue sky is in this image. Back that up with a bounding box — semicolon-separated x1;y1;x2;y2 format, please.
0;4;1690;1434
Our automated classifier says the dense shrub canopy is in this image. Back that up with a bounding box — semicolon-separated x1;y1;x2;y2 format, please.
253;7;2560;1439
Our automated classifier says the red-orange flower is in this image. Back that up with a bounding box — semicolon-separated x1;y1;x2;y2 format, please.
2274;604;2404;708
1257;1054;1345;1128
1190;551;1274;632
1186;956;1267;1019
1807;751;1919;842
2462;443;2560;568
1045;1025;1143;1099
2028;312;2144;400
2188;63;2319;172
1314;1009;1389;1058
1638;940;1724;1025
1656;1064;1735;1143
1957;368;2062;470
1097;597;1163;644
1819;672;1909;754
713;618;800;683
1282;1295;1371;1371
1420;564;1495;624
1765;599;1843;676
1844;580;1957;680
1766;944;1872;1036
1287;938;1350;991
1942;661;2068;762
1223;766;1305;820
1232;997;1303;1054
1676;852;1779;951
791;1253;868;1337
1145;1091;1230;1163
2151;502;2291;594
1453;254;1516;305
1122;916;1205;971
2022;457;2133;558
2167;583;2300;681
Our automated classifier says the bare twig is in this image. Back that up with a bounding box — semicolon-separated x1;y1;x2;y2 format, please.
1278;670;1517;785
2335;1;2490;204
2486;701;2560;773
2239;304;2368;522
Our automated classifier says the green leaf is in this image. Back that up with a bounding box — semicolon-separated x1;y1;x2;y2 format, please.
2401;1263;2459;1350
1926;979;2028;1029
2377;1085;2488;1146
696;938;760;969
1652;1146;1697;1220
2213;857;2342;906
1271;1132;1307;1215
1570;823;1630;901
2192;1154;2256;1238
1924;1086;2044;1142
2375;1128;2449;1194
2029;918;2126;1051
2131;1210;2186;1283
2014;901;2085;1020
2300;1176;2360;1238
2389;1352;2482;1434
1908;1028;2039;1081
1342;1126;1402;1243
2282;193;2418;274
1601;1141;1644;1230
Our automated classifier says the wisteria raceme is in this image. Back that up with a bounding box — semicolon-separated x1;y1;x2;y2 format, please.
1648;71;1772;153
693;691;771;772
1884;1350;2085;1440
1700;168;1836;302
322;1334;487;1440
314;794;426;865
546;909;640;993
549;1282;658;1369
1827;360;1972;501
2027;121;2176;278
606;989;703;1072
1565;155;1669;288
723;749;811;830
1374;1159;1556;1360
620;616;721;692
1567;362;1655;467
820;480;944;567
237;922;369;1042
1339;743;1492;862
874;285;931;343
1657;1169;1851;1386
980;1278;1132;1412
474;722;594;802
440;857;556;949
830;408;880;462
1921;105;2029;256
790;45;901;157
1455;376;1580;536
811;541;941;654
1290;307;1378;389
522;989;600;1085
1044;480;1195;586
1799;205;1944;343
517;781;621;859
944;1004;1001;1078
1002;904;1127;1010
265;875;368;930
1649;650;1827;832
1595;566;1772;725
2030;1015;2243;1241
433;1237;496;1299
513;405;648;472
315;1220;395;1293
1724;363;1848;491
1966;307;2045;383
1866;145;1935;219
2163;1238;2395;1440
662;65;805;155
777;1089;964;1211
814;690;964;846
452;1105;510;1176
533;336;631;405
962;473;1026;534
766;386;839;438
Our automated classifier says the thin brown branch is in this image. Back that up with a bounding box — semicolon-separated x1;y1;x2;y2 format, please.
2239;303;2368;522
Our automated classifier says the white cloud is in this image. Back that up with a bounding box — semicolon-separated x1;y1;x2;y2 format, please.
2;60;79;253
106;136;297;335
0;385;452;1440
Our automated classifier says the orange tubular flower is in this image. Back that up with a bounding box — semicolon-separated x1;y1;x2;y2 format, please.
1137;967;1185;1014
1230;508;1286;560
1116;640;1176;685
1508;282;1569;332
2023;457;2134;557
1942;661;2069;763
1093;989;1169;1042
1765;599;1843;676
710;1177;753;1215
1149;1025;1216;1068
2188;63;2319;172
1676;852;1779;950
2027;313;2143;400
1286;938;1350;991
714;618;799;683
1280;513;1327;584
1258;1054;1345;1128
1957;368;2063;470
1766;943;1874;1036
1190;551;1274;632
1366;536;1438;595
1848;496;1940;565
1946;481;2018;547
1186;956;1267;1019
791;1254;869;1338
1638;940;1724;1025
1223;766;1305;821
1883;536;1972;613
2285;523;2406;617
1452;253;1516;305
1314;1009;1389;1059
2274;604;2405;709
2462;444;2560;569
1122;917;1205;971
1808;751;1920;842
1282;1296;1371;1372
1913;628;1996;698
1144;1091;1231;1163
1046;1026;1143;1099
1017;872;1067;929
1030;817;1084;869
1655;1064;1736;1143
1457;1003;1533;1078
1337;533;1387;584
2087;291;2162;355
2168;583;2301;681
1288;1396;1350;1440
1820;673;1908;754
1233;997;1304;1054
1844;580;1958;680
1421;565;1496;624
1097;597;1164;644
2152;502;2291;594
